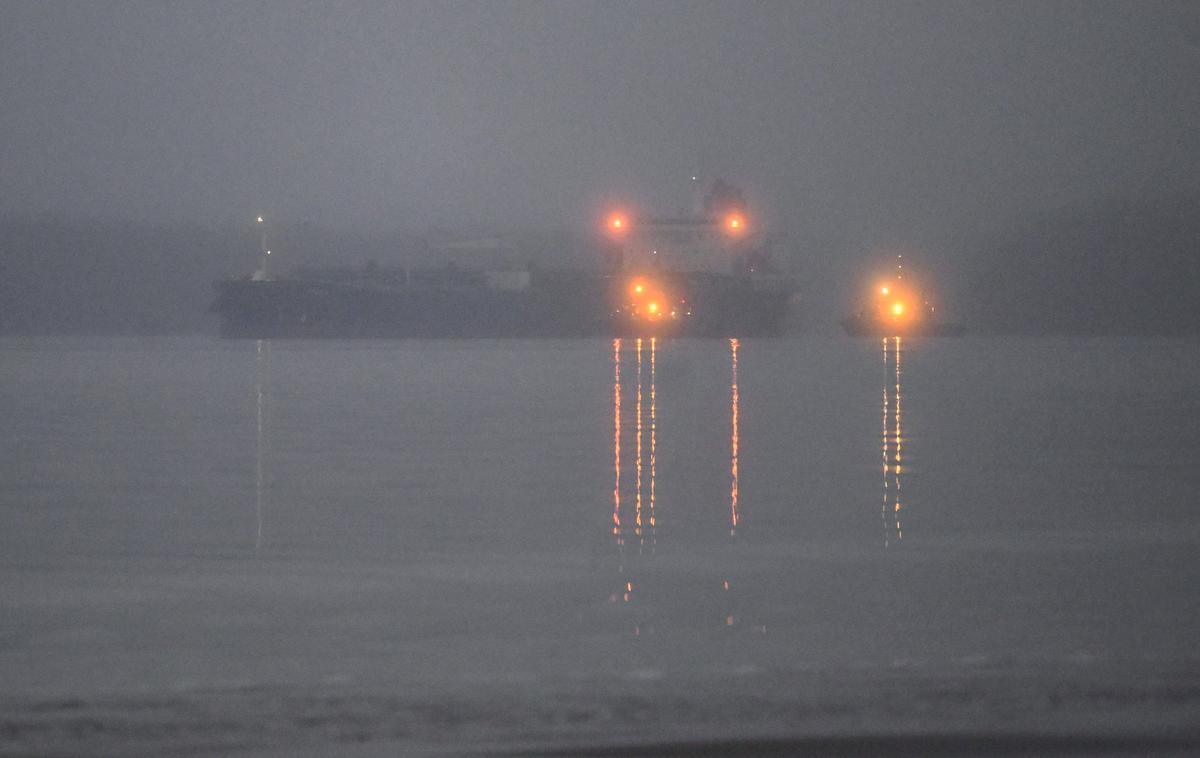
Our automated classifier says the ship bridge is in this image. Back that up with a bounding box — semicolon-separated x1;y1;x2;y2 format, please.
613;214;754;276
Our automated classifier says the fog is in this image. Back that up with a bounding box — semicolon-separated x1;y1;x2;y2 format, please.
1;0;1198;330
5;6;1200;755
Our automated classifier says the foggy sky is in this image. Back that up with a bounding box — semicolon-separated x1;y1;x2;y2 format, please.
2;0;1197;243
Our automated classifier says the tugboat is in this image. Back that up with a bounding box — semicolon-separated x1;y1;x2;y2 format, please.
841;256;964;336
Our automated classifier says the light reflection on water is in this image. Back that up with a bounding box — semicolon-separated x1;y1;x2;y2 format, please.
635;337;643;540
882;335;904;546
247;336;918;562
612;338;663;552
606;336;755;631
595;335;923;634
609;337;743;547
650;337;657;541
730;337;740;537
611;338;621;540
4;336;1200;752
228;335;1200;658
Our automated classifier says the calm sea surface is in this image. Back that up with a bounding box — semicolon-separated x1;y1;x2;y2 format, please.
2;336;1199;756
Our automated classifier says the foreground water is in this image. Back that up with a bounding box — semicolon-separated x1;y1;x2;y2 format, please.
2;336;1199;756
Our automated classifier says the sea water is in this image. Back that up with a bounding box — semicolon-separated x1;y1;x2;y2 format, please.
2;336;1199;756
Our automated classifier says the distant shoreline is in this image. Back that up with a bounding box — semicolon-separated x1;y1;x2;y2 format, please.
517;731;1200;757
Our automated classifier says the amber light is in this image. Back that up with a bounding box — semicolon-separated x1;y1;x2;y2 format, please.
624;277;681;323
892;302;905;316
724;215;745;234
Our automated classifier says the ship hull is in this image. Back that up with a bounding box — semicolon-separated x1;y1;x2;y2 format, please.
840;315;965;337
212;272;795;339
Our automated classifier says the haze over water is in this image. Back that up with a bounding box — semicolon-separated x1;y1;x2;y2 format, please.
2;336;1199;755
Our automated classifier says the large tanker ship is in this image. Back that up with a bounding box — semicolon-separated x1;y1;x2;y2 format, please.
212;184;797;338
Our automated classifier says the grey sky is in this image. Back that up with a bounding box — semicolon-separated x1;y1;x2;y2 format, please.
2;0;1197;242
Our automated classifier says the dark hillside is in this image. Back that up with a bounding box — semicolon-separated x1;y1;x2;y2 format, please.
0;217;246;335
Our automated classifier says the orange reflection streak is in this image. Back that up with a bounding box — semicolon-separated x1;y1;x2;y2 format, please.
649;338;657;542
894;336;903;540
721;342;744;628
881;336;905;546
881;337;889;548
635;338;644;541
730;338;740;536
612;339;622;539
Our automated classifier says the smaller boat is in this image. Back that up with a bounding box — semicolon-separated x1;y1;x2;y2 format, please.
842;258;964;337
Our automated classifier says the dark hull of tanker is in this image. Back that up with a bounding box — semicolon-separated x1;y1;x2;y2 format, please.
840;315;965;337
212;274;794;339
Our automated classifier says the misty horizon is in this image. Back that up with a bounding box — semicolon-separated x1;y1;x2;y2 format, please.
3;1;1197;242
